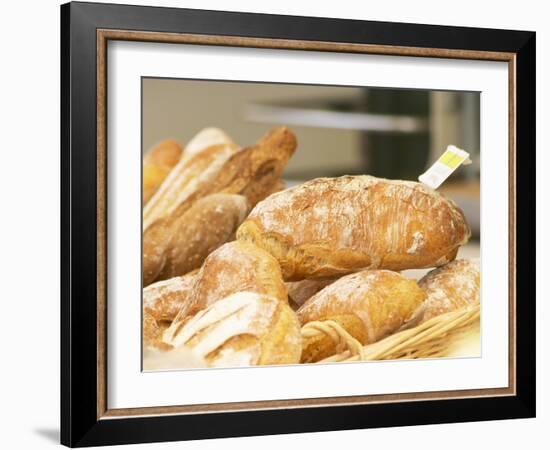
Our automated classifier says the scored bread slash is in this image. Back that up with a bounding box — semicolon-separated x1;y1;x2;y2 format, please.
418;145;471;189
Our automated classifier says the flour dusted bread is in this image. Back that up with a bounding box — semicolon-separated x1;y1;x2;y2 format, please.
163;292;301;368
209;127;296;207
164;241;288;340
143;126;296;230
143;311;172;352
143;139;183;204
237;175;471;280
143;193;249;285
143;270;198;322
183;127;235;161
143;142;238;230
415;259;480;323
158;194;249;280
286;277;339;309
297;270;426;362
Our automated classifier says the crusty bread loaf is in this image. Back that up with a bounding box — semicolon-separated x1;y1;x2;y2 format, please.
143;139;183;204
237;175;471;281
415;259;480;323
286;277;338;309
297;270;426;362
143;194;249;285
144;127;296;231
163;292;302;368
143;270;198;322
167;240;287;326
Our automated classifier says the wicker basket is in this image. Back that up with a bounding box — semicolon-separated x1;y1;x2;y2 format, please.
312;303;480;364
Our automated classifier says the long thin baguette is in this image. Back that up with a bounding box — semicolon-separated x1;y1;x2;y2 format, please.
143;126;296;231
143;142;237;230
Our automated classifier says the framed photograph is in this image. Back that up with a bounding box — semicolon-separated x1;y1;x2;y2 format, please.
61;1;535;447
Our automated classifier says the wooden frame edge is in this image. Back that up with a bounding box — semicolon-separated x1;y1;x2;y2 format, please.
97;29;108;419
95;28;517;420
98;29;515;61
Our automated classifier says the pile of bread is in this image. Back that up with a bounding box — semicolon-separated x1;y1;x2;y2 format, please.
142;126;480;370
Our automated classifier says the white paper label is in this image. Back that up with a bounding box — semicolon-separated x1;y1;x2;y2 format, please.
418;145;471;189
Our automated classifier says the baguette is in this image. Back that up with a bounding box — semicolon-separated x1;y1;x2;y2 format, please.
184;127;235;160
297;270;426;362
143;139;183;204
210;127;296;207
143;142;238;230
143;193;249;285
143;126;296;230
162;291;302;368
237;175;470;280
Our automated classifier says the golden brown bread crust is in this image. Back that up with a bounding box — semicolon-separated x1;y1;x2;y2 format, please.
159;194;249;280
164;241;288;340
143;194;250;285
237;175;471;281
286;277;339;308
143;270;198;322
162;292;301;368
143;126;296;231
143;142;238;230
211;127;296;206
143;311;172;352
143;217;172;286
143;139;183;205
416;259;480;323
183;127;235;160
297;270;426;362
262;179;286;198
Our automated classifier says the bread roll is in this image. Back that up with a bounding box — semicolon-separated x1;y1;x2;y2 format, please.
165;241;288;334
163;292;302;368
143;126;296;230
415;259;480;323
286;277;338;309
143;139;183;204
237;175;470;281
297;270;426;362
143;193;249;285
143;270;198;322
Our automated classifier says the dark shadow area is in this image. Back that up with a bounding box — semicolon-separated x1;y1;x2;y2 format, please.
33;428;59;444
